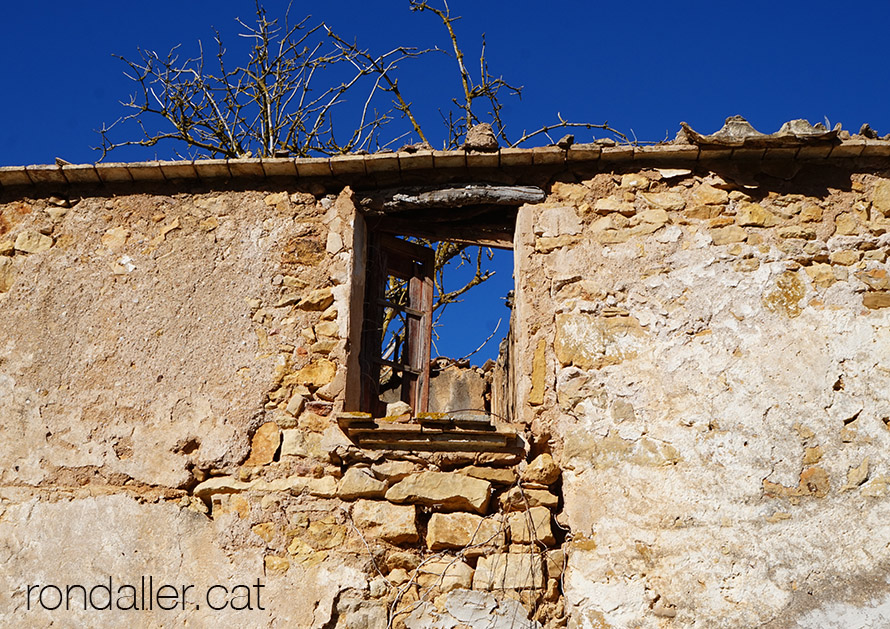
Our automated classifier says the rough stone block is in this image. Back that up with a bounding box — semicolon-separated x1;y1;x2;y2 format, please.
499;487;559;512
554;312;646;370
279;428;323;459
371;460;418;482
193;475;251;500
535;205;582;237
460;466;517;485
417;558;474;592
710;225;748;245
521;454;561;485
473;553;545;590
385;472;491;513
338;467;388;500
0;257;14;292
426;512;506;551
351;500;418;544
640;191;685;211
507;507;555;546
14;230;52;254
244;422;281;466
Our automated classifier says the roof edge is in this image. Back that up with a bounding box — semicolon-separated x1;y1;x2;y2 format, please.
3;140;890;191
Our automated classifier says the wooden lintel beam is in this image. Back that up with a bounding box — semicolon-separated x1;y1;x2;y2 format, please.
359;184;545;213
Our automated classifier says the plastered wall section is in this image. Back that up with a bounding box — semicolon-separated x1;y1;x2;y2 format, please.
0;184;365;627
513;163;890;628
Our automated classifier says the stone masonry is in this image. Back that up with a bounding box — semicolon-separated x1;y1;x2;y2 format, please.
4;126;890;627
514;159;890;628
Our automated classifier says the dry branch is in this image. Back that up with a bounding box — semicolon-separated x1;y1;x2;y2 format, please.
98;0;632;360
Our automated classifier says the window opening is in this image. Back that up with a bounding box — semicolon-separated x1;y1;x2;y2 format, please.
358;233;515;421
430;246;512;364
353;182;536;422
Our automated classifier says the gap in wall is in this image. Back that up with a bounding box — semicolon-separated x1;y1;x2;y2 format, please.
431;245;514;366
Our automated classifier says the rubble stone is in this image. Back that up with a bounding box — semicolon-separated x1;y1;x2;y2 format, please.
691;184;728;205
101;226;129;251
371;460;418;482
463;123;499;152
14;230;52;253
426;512;506;550
298;288;334;311
522;454;561;485
417;558;475;592
338;466;388;499
193;476;252;500
593;196;636;216
872;179;890;216
507;507;555;545
244;422;281;466
385;471;492;513
473;553;546;590
640;191;685;211
351;500;418;544
736;203;778;227
863;291;890;309
500;487;560;511
544;549;566;580
710;225;748;245
460;466;517;485
264;555;290;574
0;257;14;292
288;359;337;388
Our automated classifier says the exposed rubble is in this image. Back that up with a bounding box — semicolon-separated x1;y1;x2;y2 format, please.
5;122;890;626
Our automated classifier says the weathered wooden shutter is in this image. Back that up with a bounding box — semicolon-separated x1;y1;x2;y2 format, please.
359;234;434;416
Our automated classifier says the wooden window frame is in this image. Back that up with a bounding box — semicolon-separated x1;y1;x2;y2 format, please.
358;233;434;416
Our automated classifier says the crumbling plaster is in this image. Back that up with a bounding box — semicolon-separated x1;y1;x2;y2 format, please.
4;141;890;627
513;163;890;627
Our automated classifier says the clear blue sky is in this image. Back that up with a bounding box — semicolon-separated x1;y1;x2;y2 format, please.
3;1;890;361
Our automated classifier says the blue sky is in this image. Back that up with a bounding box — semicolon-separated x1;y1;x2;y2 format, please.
3;1;890;361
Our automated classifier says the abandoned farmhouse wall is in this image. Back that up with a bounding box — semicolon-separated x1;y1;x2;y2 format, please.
0;183;373;626
0;174;562;628
514;160;890;627
3;133;890;628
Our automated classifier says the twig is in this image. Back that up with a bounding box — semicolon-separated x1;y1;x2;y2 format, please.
457;318;501;362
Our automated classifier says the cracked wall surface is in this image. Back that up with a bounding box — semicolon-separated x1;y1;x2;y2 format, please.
0;183;370;627
513;162;890;627
5;156;890;628
0;181;560;628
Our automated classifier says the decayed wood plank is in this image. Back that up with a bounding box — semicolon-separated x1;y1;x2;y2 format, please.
360;184;545;214
338;415;502;431
348;426;508;440
416;417;496;430
352;429;514;441
373;221;515;249
352;440;522;453
337;411;522;452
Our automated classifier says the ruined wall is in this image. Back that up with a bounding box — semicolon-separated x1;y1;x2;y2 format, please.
514;161;890;627
0;184;369;627
9;151;890;628
0;181;566;629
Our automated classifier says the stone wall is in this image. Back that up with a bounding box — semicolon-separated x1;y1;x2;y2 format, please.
513;162;890;627
0;181;566;628
6;154;890;628
0;183;371;627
